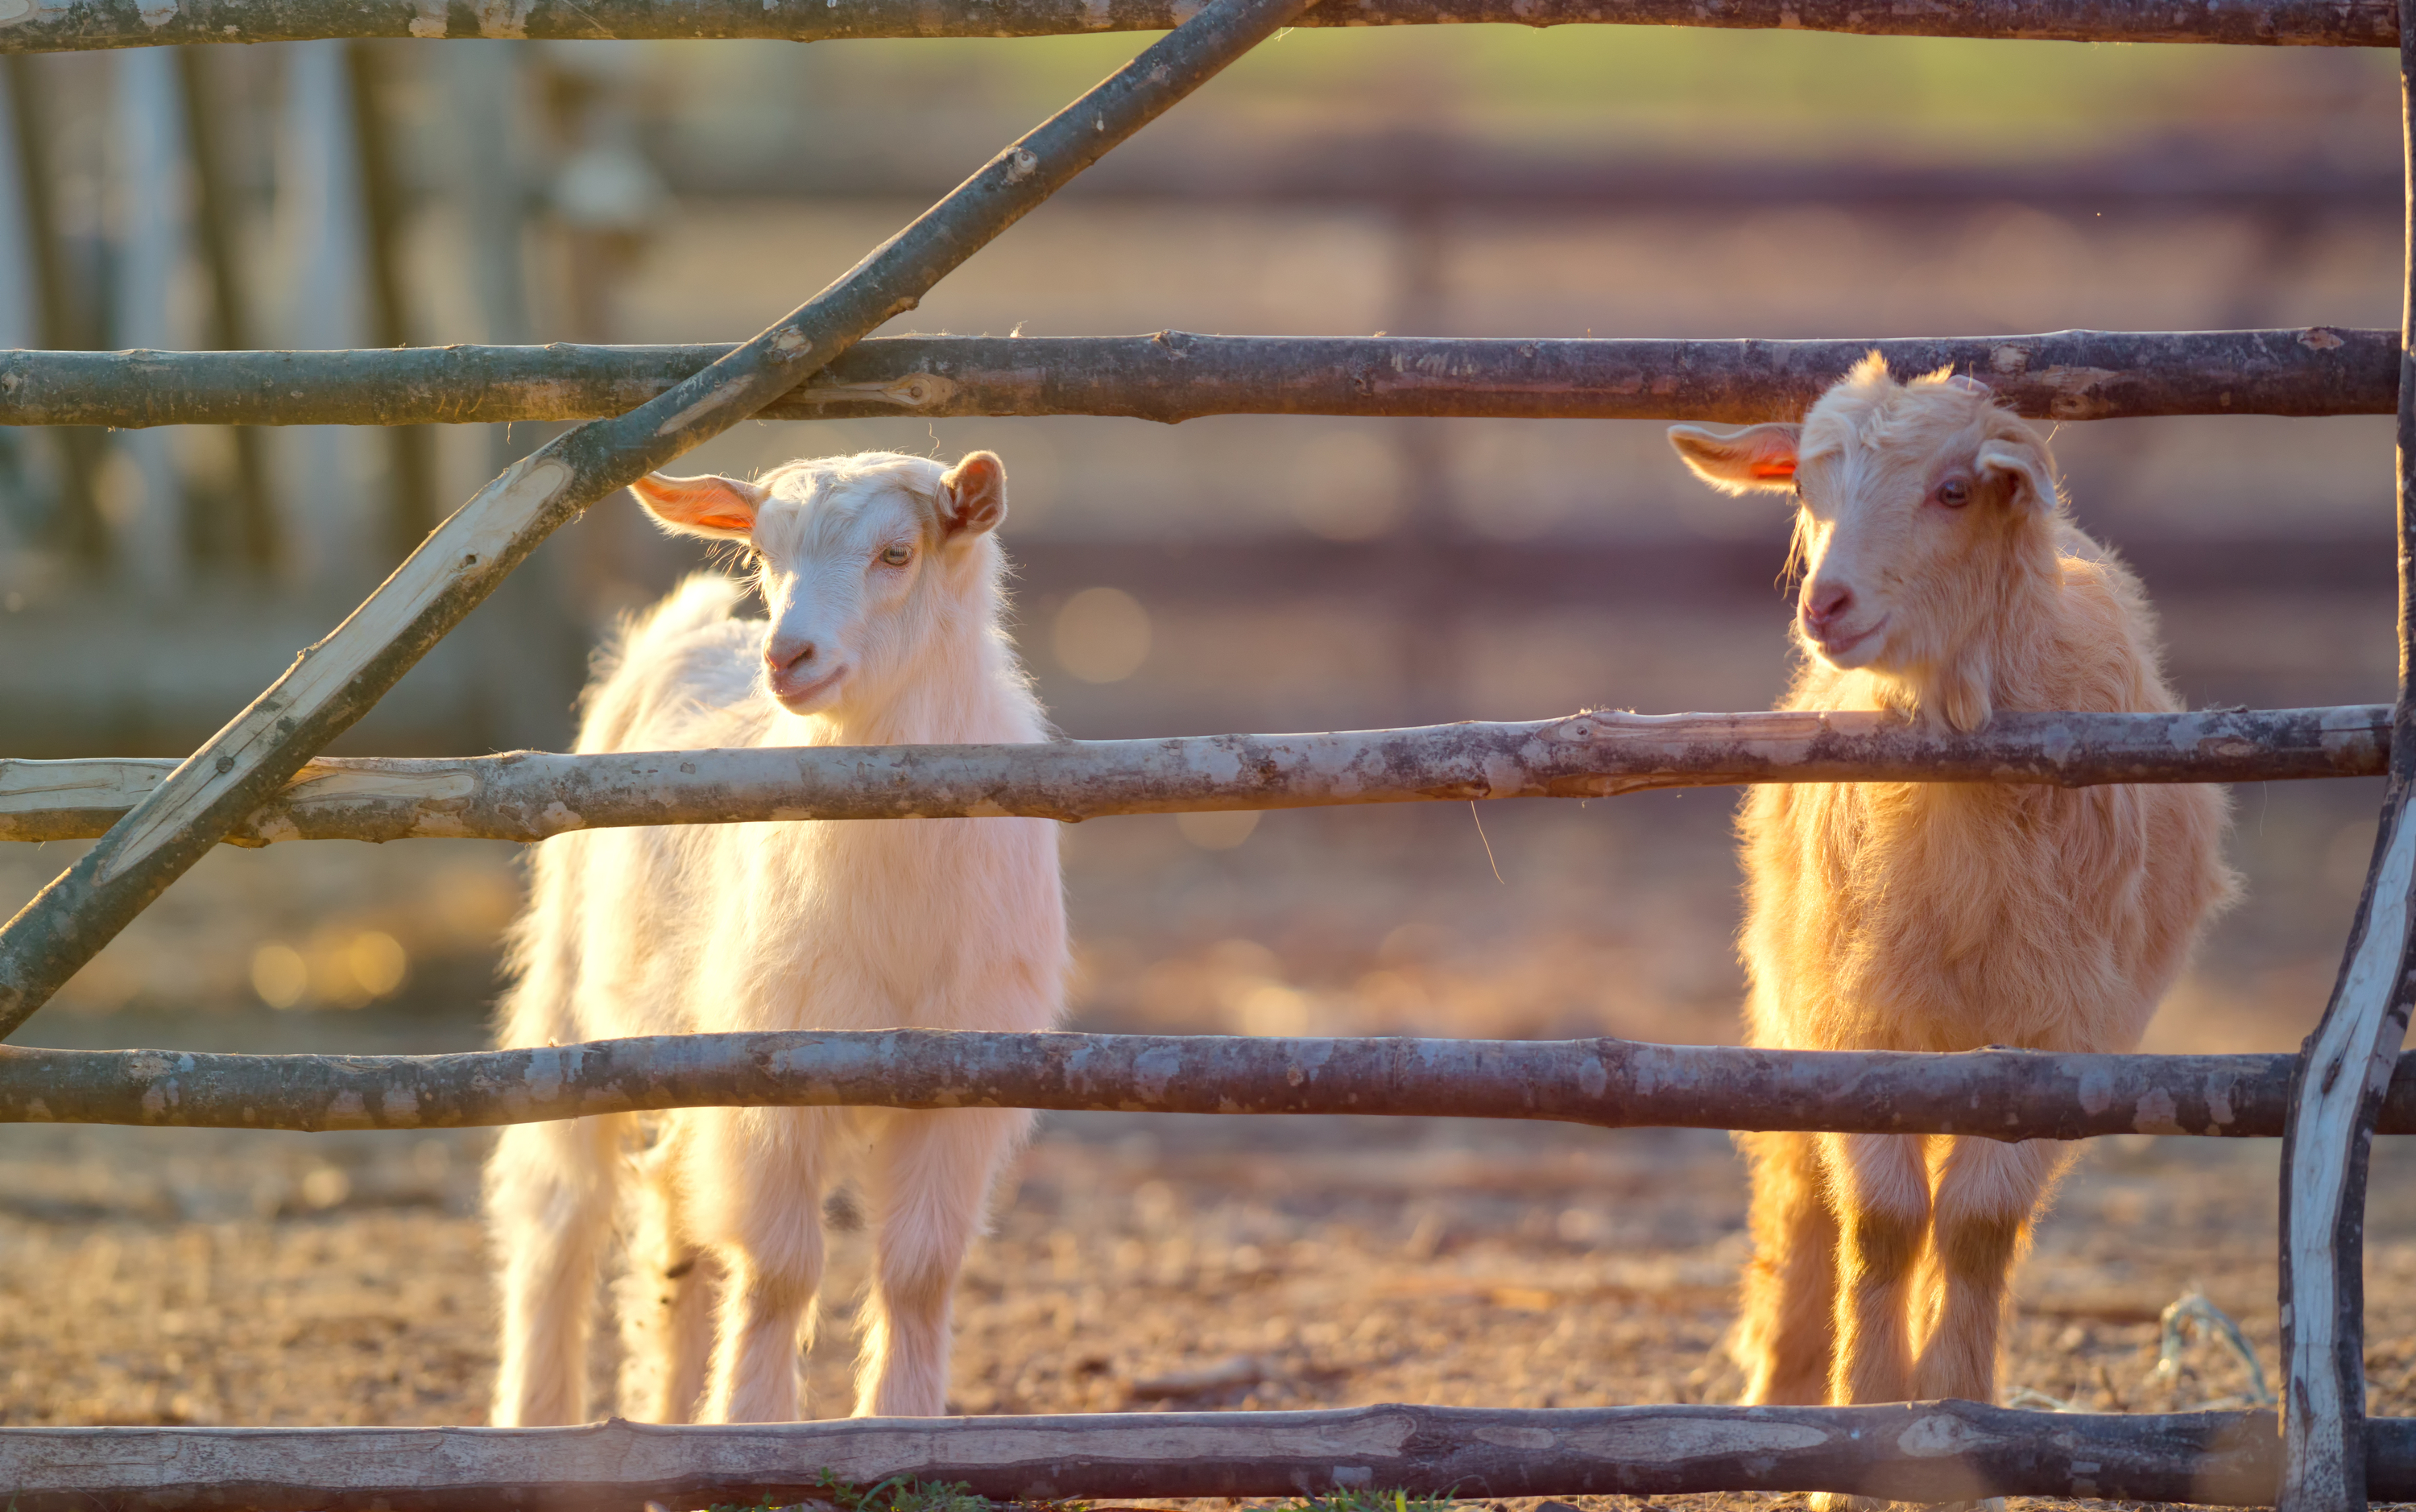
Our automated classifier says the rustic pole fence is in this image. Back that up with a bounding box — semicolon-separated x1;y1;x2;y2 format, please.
0;328;2388;429
0;0;2390;51
0;0;2407;1499
0;0;1317;1041
0;1403;2403;1512
0;705;2390;847
4;1030;2415;1137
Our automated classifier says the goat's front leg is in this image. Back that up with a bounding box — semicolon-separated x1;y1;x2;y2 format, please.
1734;1129;1839;1405
691;1106;834;1423
1821;1131;1930;1406
486;1115;623;1426
1913;1137;2067;1404
855;1107;1030;1418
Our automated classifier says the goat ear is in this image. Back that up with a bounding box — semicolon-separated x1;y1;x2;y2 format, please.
1975;439;2058;514
631;473;767;539
1666;423;1802;496
939;450;1008;539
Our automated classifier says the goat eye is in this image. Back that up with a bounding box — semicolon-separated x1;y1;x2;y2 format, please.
1936;480;1972;509
879;543;913;567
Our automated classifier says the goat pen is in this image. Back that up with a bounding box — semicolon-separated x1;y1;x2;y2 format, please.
0;1;2410;1509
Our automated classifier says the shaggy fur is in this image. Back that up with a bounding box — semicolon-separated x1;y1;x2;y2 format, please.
484;450;1065;1427
1669;357;2236;1425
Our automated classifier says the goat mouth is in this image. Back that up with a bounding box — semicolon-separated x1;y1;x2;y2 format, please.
771;664;849;710
1812;617;1887;663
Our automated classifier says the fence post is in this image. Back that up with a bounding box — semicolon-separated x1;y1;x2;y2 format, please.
2276;2;2416;1506
176;47;280;575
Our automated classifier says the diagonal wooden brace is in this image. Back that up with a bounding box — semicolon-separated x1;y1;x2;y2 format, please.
0;0;1315;1039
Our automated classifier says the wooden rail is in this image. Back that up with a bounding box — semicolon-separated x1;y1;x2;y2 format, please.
5;1031;2416;1136
2;328;2390;428
0;0;2393;51
0;707;2387;846
0;1403;2404;1511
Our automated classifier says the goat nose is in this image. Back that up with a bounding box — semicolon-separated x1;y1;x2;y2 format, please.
766;639;816;671
1802;583;1853;630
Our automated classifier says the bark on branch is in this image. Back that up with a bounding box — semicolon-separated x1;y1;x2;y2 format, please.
0;0;1313;1041
0;1403;2401;1510
2;1029;2413;1137
0;705;2388;846
1;328;2391;428
0;0;2390;50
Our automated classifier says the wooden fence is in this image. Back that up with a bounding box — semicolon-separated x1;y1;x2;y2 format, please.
0;0;2411;1509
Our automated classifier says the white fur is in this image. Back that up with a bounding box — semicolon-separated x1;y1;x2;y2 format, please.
484;450;1065;1427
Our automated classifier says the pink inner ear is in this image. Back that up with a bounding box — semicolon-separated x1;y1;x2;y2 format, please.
1750;460;1798;480
634;474;761;533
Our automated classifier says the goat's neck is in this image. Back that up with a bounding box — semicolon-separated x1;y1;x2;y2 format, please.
1884;524;2066;732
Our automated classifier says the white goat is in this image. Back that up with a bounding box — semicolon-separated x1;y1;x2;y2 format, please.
1669;357;2235;1426
485;449;1065;1427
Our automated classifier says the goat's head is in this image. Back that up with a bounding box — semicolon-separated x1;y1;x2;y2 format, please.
631;449;1008;717
1665;354;2060;727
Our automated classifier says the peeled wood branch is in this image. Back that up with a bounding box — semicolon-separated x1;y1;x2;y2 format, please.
5;1029;2415;1137
0;1403;2406;1510
0;328;2392;428
0;706;2389;846
0;0;2389;50
0;0;1312;1040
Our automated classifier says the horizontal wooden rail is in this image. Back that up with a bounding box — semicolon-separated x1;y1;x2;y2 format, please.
6;1030;2415;1137
672;138;2406;214
0;706;2387;845
0;1403;2404;1510
0;0;2392;51
0;328;2389;429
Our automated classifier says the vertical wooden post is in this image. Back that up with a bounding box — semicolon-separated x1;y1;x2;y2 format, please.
343;39;438;559
175;47;279;576
4;54;107;570
2276;2;2416;1506
110;46;191;597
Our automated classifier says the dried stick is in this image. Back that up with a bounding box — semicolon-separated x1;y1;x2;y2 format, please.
0;0;1313;1039
0;705;2389;847
0;0;2390;51
4;1029;2414;1137
0;328;2389;428
0;1403;2407;1510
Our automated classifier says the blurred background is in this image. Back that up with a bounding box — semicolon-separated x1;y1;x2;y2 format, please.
0;27;2398;1048
0;27;2408;1431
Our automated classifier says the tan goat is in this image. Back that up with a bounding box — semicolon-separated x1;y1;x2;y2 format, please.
1668;356;2236;1424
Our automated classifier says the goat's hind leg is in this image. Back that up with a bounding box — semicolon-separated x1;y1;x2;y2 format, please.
856;1107;1030;1418
486;1114;624;1426
1733;1129;1838;1405
617;1116;720;1423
